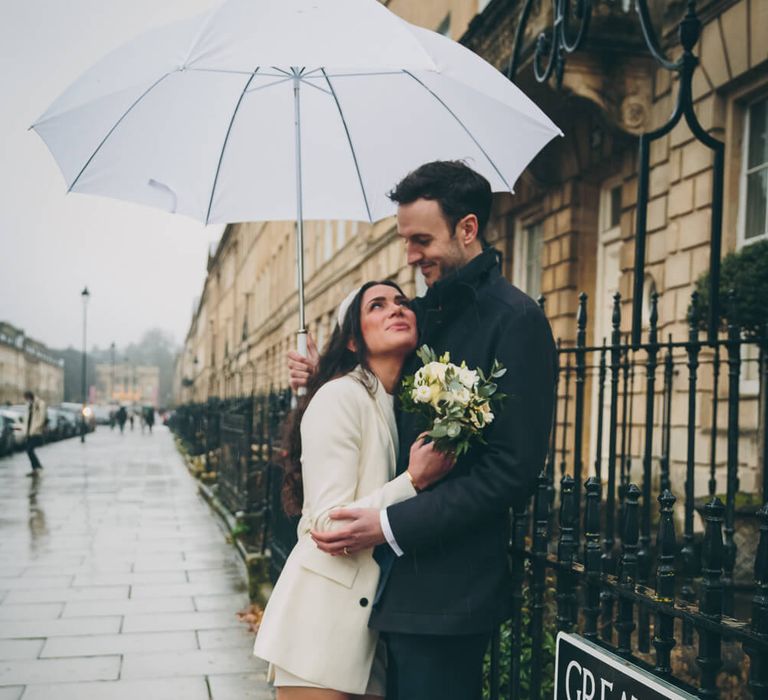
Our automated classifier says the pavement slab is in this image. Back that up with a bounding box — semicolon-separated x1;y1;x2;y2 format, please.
121;647;265;680
0;643;43;662
0;428;272;698
208;673;274;700
20;677;210;700
0;656;121;685
40;631;199;658
0;604;63;621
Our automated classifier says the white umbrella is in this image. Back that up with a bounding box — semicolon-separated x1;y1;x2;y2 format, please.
32;0;561;355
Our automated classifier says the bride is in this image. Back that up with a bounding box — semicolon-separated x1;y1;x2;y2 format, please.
254;280;454;699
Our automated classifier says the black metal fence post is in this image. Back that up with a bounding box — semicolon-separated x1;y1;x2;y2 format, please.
557;475;577;633
659;337;674;494
697;498;725;698
616;483;640;658
572;293;588;542
604;293;623;572
709;342;721;498
723;292;741;616
638;292;659;652
593;341;607;483
653;489;676;677
583;477;601;641
683;291;701;645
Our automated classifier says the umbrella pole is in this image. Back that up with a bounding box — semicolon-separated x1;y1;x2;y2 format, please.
293;69;308;397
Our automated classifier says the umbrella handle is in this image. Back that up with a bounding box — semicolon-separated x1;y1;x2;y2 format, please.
296;330;308;397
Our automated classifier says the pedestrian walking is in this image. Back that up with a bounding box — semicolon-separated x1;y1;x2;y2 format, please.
144;406;155;435
24;391;47;477
129;412;135;431
116;406;127;434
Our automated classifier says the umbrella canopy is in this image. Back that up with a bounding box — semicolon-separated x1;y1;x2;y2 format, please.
32;0;561;225
33;0;561;364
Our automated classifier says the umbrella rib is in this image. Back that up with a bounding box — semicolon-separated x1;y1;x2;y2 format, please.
205;68;261;225
401;70;513;192
299;79;332;97
245;77;293;94
321;69;372;223
68;72;171;193
321;71;403;78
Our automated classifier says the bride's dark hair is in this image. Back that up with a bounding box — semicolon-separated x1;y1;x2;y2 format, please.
281;280;407;516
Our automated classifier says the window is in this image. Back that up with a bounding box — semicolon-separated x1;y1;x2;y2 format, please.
742;96;768;243
735;97;768;392
514;221;544;299
436;14;451;38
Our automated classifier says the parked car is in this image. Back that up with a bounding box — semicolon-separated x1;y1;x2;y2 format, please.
91;404;113;426
45;407;71;442
0;408;26;448
56;406;82;437
0;415;15;456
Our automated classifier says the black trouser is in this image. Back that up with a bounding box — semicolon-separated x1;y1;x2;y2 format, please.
384;631;491;700
26;435;42;470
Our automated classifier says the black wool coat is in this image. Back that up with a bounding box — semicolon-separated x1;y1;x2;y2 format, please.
369;247;557;635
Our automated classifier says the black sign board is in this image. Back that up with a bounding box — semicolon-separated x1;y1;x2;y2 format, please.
555;633;697;700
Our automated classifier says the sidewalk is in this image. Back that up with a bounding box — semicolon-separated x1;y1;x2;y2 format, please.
0;426;273;699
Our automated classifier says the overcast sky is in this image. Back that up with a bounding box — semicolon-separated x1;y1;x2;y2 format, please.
0;0;222;352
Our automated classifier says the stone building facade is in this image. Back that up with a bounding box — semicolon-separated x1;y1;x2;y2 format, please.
0;322;65;405
95;363;160;407
175;0;767;496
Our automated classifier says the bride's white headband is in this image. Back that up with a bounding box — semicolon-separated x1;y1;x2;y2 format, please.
337;287;362;328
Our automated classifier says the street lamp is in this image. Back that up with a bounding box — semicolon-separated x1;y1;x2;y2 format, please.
110;342;116;402
80;286;90;443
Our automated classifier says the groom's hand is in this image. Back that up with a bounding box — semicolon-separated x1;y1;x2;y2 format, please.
311;508;385;555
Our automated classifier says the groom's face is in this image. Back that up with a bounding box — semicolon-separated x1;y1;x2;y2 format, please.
396;198;472;287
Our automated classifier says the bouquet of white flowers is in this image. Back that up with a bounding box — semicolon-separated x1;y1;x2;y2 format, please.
399;345;506;456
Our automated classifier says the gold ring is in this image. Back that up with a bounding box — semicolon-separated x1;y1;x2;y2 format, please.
343;546;350;556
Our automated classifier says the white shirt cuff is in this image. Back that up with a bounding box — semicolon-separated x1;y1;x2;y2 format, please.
379;508;404;557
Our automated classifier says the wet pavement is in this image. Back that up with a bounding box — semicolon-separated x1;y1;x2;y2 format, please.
0;426;273;699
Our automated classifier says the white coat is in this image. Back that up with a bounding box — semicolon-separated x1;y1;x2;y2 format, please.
253;368;416;694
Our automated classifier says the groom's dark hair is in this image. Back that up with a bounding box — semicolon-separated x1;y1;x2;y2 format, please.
388;160;492;243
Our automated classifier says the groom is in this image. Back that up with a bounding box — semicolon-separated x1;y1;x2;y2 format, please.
290;160;556;699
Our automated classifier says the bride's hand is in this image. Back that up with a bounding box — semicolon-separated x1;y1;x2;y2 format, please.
406;434;456;491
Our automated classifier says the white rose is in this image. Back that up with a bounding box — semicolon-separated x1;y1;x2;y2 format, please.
451;387;471;406
479;402;494;425
458;367;478;388
413;384;433;403
424;362;447;384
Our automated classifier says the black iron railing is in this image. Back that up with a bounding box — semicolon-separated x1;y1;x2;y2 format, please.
485;290;768;698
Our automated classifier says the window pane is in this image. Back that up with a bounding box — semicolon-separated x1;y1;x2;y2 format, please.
748;99;768;169
745;169;767;240
610;186;622;228
525;223;543;299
